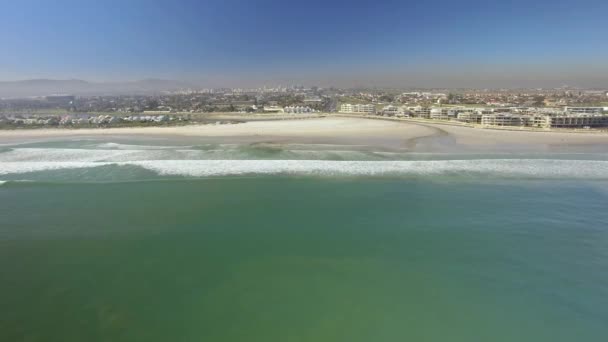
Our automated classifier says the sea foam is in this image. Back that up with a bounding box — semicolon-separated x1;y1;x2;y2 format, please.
92;142;193;150
1;159;608;179
2;144;608;179
129;159;608;178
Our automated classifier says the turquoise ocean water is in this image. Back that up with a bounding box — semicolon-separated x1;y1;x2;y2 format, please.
1;138;607;341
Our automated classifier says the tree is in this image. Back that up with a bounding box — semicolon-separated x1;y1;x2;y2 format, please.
145;99;159;110
379;95;394;102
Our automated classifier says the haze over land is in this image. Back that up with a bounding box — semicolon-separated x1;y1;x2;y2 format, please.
0;79;198;98
2;75;608;99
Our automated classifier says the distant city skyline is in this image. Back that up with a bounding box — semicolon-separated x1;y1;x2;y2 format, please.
1;0;607;88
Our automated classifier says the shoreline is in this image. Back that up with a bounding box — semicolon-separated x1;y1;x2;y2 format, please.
1;115;608;152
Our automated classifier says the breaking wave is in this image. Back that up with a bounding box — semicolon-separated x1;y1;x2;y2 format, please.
91;142;193;150
1;159;608;179
2;143;608;181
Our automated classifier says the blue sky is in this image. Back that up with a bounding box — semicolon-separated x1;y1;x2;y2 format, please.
1;0;607;87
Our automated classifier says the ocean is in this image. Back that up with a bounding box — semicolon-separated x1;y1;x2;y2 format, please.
1;137;607;341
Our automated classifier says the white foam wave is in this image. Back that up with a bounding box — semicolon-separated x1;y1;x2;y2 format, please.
130;159;608;178
0;148;205;163
0;147;385;163
1;159;608;179
92;142;192;150
0;162;104;175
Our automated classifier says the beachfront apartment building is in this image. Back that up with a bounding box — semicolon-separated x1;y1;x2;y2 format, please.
284;106;315;114
381;105;402;116
340;103;376;114
340;104;353;113
357;104;376;114
546;114;608;128
481;114;531;127
481;113;608;129
457;111;483;123
408;106;431;118
429;107;487;122
429;108;453;120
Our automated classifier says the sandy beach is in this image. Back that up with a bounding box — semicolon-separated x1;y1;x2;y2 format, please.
2;116;608;152
0;117;423;138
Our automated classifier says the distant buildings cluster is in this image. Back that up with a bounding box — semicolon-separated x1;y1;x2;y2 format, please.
480;112;608;129
339;103;608;129
263;105;319;113
283;106;317;114
1;116;60;126
339;104;376;114
0;114;182;127
2;85;608;130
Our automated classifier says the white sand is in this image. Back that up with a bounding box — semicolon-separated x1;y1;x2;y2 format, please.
0;118;434;141
1;116;607;151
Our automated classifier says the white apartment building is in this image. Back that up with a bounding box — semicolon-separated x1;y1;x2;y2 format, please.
340;103;376;114
429;108;451;120
430;107;482;121
381;105;401;116
340;103;354;113
547;114;608;128
457;112;483;123
482;113;608;128
481;114;531;127
284;106;314;114
357;104;376;114
407;106;431;118
530;115;551;128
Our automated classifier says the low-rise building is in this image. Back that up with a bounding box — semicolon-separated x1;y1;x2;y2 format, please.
457;111;483;123
408;106;431;118
430;108;448;120
481;114;530;127
547;114;608;128
340;103;353;113
284;106;315;114
263;106;284;113
429;107;461;120
481;113;608;128
381;105;401;116
340;103;376;114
